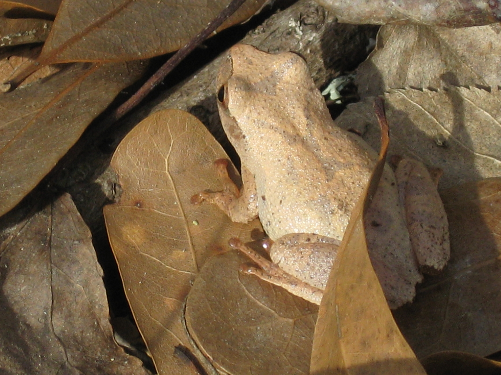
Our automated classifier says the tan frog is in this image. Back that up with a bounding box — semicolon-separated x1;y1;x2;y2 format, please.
194;44;449;309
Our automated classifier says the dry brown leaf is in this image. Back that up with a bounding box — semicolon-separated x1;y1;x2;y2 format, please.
335;88;501;189
104;109;262;374
394;178;501;358
0;59;145;217
0;193;148;374
356;24;501;98
0;0;60;16
311;100;425;374
315;0;500;27
27;0;266;65
186;250;317;375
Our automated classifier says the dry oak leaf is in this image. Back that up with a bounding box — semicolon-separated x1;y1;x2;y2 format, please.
356;23;501;98
0;193;149;375
0;59;145;217
394;178;501;359
335;87;501;189
104;109;262;375
315;0;501;27
311;100;425;375
27;0;267;65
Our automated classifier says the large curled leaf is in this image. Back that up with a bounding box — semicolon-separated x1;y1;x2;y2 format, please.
356;24;501;97
394;178;501;358
104;109;261;374
0;59;145;217
311;101;425;374
0;193;148;374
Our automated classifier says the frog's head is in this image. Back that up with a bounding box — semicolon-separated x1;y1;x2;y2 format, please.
216;44;322;160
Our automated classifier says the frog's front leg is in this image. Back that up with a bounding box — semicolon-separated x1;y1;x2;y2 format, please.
230;234;340;305
192;159;259;223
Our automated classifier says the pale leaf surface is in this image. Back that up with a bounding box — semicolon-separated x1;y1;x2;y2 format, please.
335;88;501;189
357;24;501;97
316;0;500;28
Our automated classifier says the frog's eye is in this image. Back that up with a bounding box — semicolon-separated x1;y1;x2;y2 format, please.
217;84;227;105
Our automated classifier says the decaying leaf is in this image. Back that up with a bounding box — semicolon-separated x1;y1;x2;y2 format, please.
0;59;145;217
335;88;501;189
356;24;501;98
104;109;261;374
315;0;500;27
186;250;317;375
394;178;501;358
0;193;148;374
311;99;425;374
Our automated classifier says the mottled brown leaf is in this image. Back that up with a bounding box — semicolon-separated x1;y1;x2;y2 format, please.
394;178;501;358
311;100;425;374
0;59;145;217
186;250;317;375
315;0;500;27
357;24;501;97
30;0;266;65
0;193;148;374
336;88;501;189
104;109;261;374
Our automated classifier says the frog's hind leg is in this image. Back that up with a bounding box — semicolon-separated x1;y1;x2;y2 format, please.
229;238;324;305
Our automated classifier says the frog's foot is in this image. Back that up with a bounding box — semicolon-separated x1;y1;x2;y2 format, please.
191;159;258;223
229;238;323;305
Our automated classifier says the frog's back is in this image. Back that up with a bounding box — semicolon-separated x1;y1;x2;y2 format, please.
251;124;376;241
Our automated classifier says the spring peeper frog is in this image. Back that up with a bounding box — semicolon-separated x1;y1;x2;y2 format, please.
194;44;449;309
